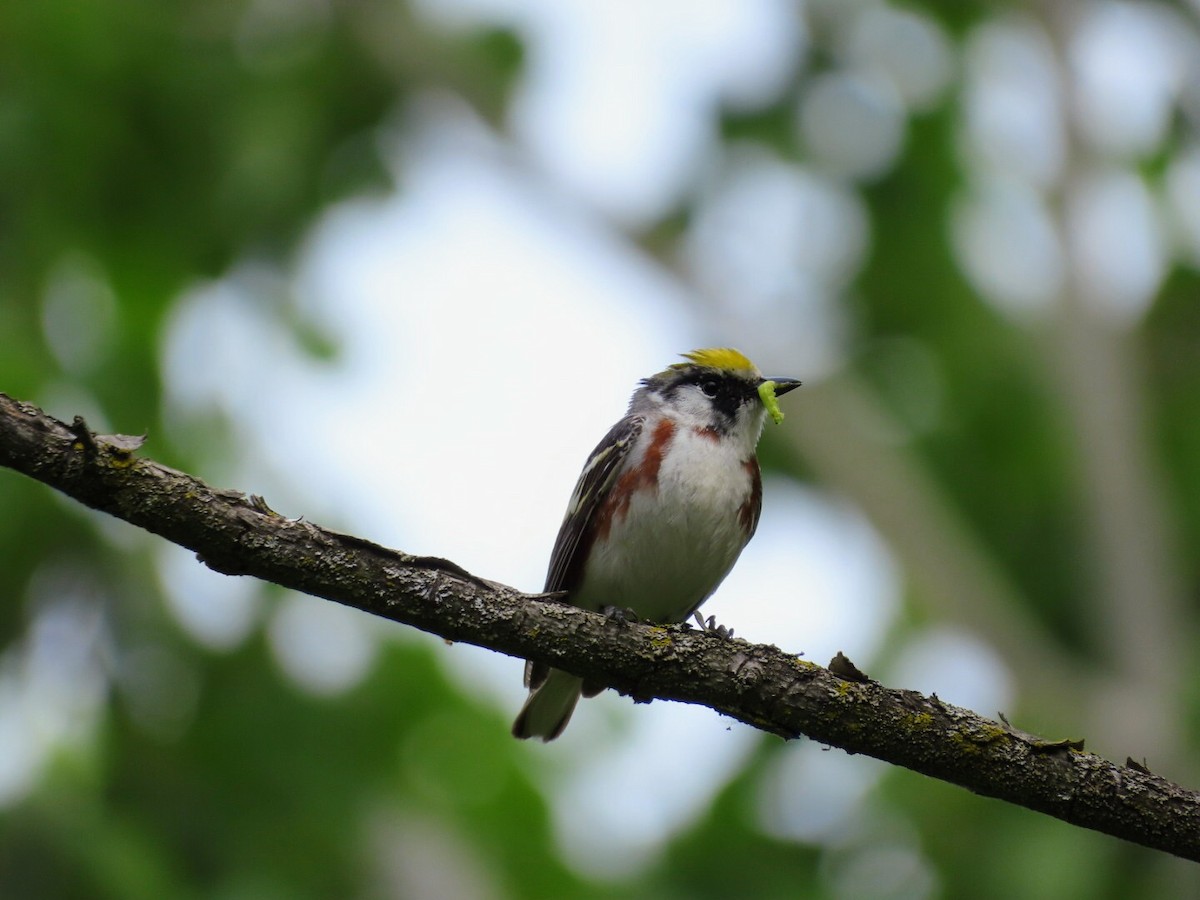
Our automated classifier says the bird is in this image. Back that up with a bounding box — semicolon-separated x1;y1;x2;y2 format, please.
512;348;800;741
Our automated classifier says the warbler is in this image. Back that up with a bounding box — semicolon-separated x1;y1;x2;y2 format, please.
512;348;800;740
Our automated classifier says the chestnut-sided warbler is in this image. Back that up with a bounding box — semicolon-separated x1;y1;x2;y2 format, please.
512;348;800;740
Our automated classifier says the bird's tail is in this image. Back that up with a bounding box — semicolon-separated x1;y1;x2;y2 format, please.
511;669;583;741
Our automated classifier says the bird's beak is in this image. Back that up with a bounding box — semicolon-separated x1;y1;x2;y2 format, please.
764;377;802;395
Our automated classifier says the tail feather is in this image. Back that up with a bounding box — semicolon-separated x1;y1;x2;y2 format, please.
512;670;583;741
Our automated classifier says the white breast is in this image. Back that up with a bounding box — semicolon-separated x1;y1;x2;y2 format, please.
575;425;755;623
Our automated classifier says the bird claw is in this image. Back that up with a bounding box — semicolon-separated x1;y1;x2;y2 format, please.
602;605;641;626
693;612;734;639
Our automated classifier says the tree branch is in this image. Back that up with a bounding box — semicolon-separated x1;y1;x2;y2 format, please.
2;392;1198;862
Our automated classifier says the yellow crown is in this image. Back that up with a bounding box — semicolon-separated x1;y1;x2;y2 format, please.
676;347;758;373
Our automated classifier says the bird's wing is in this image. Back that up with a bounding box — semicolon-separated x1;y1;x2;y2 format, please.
525;415;644;690
544;414;645;594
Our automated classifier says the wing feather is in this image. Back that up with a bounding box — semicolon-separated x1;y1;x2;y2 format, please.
543;415;644;593
525;415;644;689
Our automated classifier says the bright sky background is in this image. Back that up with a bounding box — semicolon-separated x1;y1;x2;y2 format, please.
152;3;918;870
8;0;1198;886
157;94;908;876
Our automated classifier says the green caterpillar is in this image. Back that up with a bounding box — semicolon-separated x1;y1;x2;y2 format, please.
758;380;785;425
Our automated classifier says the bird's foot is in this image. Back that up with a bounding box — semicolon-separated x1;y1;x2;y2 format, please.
693;612;734;639
602;605;641;627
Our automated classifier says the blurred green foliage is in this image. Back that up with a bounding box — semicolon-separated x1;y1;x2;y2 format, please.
3;2;1200;899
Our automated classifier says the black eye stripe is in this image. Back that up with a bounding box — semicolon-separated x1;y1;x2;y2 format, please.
657;371;758;412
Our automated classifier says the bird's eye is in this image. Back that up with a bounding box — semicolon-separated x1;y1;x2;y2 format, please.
700;379;720;397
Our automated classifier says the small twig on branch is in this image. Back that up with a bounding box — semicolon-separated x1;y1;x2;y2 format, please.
1;391;1198;862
